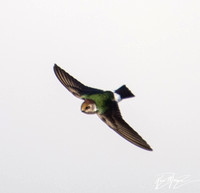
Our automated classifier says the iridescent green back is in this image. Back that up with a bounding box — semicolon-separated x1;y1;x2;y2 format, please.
82;91;114;114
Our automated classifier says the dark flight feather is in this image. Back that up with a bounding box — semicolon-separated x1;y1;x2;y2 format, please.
98;101;152;151
53;64;103;98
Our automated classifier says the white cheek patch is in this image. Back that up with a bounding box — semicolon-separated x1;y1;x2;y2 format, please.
84;104;98;114
113;92;122;102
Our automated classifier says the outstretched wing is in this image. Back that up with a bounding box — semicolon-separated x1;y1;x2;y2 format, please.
53;64;103;99
98;101;152;151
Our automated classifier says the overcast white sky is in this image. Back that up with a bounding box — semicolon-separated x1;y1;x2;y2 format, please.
0;0;200;192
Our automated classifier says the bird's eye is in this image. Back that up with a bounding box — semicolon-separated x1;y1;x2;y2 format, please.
85;106;90;110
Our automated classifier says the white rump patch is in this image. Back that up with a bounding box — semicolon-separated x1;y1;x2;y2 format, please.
113;92;122;102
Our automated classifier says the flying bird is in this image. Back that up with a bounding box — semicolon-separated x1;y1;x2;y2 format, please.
53;64;152;151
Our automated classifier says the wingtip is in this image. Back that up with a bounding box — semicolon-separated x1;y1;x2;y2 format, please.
135;139;153;151
53;64;61;73
146;147;153;151
142;143;153;151
135;143;153;151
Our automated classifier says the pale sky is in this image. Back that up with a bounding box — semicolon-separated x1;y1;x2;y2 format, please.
0;0;200;192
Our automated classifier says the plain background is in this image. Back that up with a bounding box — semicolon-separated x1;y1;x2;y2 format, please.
0;0;200;192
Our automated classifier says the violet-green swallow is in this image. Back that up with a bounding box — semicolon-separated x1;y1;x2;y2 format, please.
53;64;152;151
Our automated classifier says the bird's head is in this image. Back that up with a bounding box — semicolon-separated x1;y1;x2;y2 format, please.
81;99;97;114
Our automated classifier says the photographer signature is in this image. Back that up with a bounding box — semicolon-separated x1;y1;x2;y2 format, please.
155;172;200;190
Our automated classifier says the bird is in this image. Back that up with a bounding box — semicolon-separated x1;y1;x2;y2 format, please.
53;64;152;151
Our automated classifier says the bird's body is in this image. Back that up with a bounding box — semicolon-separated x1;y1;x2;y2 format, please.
53;64;153;151
82;91;114;114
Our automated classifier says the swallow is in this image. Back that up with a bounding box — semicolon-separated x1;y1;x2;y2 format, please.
53;64;152;151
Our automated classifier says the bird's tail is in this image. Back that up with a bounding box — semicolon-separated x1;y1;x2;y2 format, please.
115;85;135;100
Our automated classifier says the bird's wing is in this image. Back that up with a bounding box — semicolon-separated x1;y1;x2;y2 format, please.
98;101;152;151
53;64;103;99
